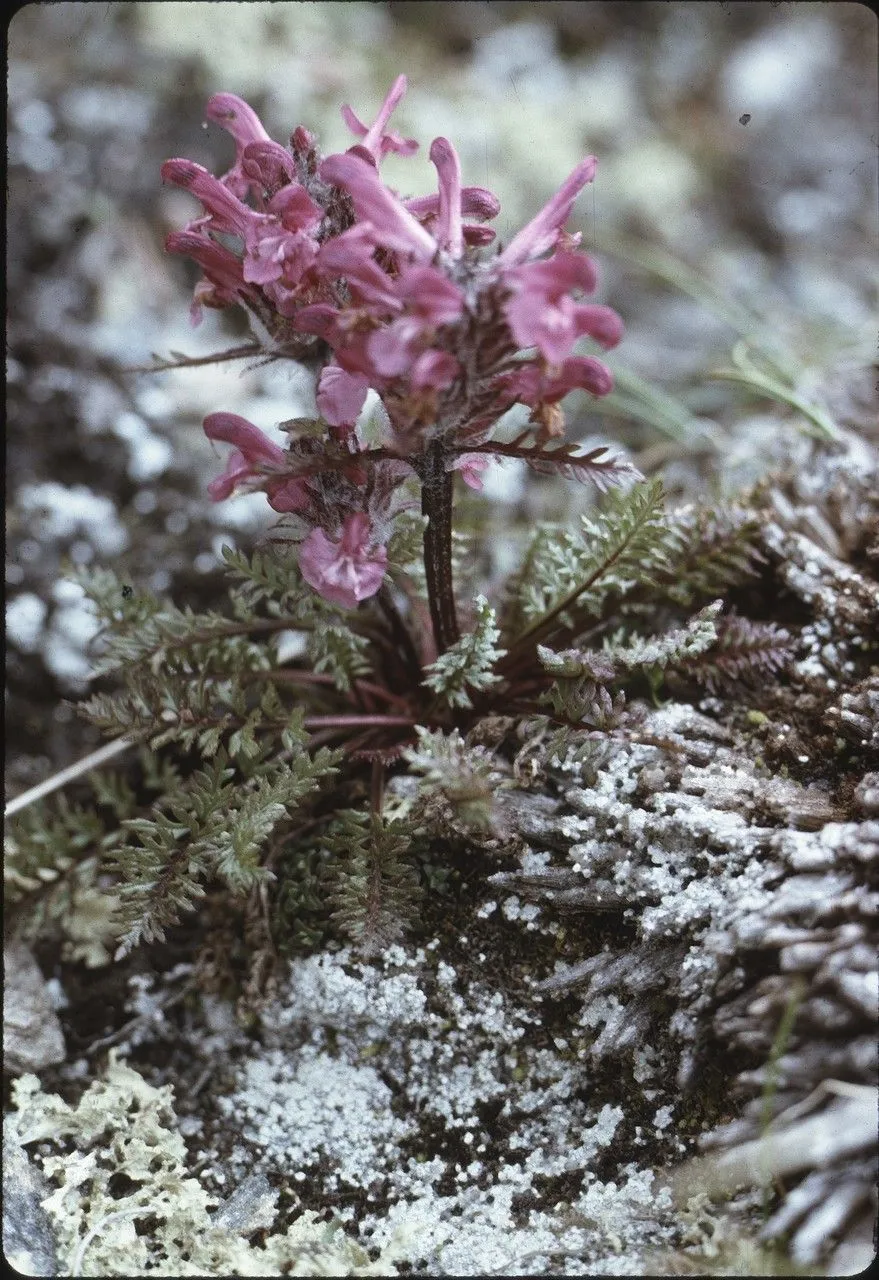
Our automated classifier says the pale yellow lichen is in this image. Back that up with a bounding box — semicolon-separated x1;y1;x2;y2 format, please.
8;1052;398;1277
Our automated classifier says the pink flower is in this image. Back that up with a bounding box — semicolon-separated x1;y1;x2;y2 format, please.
405;183;500;248
496;156;597;266
240;140;297;194
162;156;324;311
451;453;491;491
497;355;615;405
316;226;402;310
317;366;370;431
340;74;419;163
365;265;465;377
319;151;436;261
203;412;309;511
398;265;465;325
163;76;628;560
269;183;323;232
205;92;272;198
240;186;322;295
242;228;313;286
165;229;258;324
299;512;388;608
428;137;464;259
161;159;254;237
503;251;623;364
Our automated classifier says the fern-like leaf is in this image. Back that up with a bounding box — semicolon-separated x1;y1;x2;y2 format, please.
110;746;339;956
5;795;104;903
221;543;311;619
673;613;793;692
325;811;422;956
538;604;722;723
602;601;723;672
479;439;641;492
659;502;765;608
510;478;673;645
422;595;507;709
306;624;372;693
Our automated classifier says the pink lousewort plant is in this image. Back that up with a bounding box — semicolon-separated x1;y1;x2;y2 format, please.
162;76;632;644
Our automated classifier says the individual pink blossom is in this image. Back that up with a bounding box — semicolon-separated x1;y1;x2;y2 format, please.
299;512;388;608
240;139;297;194
268;182;323;232
161;158;255;236
319;151;437;261
165;229;258;324
451;453;491;491
317;365;370;431
496;355;615;405
203;412;309;511
496;156;598;266
315;226;403;310
405;184;500;247
365;265;465;377
162;158;325;309
503;251;623;364
206;92;272;199
293;303;379;378
340;74;419;163
428;137;464;259
241;187;322;300
242;227;313;287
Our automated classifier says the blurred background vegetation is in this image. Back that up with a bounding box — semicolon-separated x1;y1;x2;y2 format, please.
7;1;878;798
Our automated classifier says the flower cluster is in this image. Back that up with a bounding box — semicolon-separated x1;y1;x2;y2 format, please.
162;76;626;616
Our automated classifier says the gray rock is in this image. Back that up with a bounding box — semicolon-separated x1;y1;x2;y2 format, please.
4;942;65;1075
2;1117;59;1277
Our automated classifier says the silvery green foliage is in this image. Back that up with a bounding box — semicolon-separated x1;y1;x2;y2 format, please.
402;726;506;830
5;452;793;969
111;744;339;957
537;602;723;722
220;544;310;617
512;478;672;631
601;600;723;671
306;623;372;693
323;811;422;957
422;594;506;709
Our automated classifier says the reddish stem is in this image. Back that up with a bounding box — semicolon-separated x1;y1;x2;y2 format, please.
304;714;415;729
253;669;411;709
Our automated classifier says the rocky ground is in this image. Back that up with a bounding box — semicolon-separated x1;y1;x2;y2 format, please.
5;4;878;1275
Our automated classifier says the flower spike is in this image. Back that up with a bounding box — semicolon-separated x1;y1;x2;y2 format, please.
163;78;624;625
